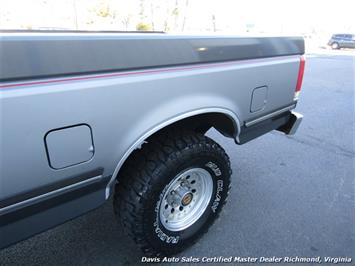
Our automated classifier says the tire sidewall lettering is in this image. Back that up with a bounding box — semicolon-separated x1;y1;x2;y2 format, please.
152;159;226;244
205;161;224;213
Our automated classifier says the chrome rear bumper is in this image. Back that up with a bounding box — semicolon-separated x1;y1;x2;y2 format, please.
278;111;303;135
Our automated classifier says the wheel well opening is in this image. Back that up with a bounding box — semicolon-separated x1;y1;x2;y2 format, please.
115;112;237;182
111;112;239;198
147;112;238;140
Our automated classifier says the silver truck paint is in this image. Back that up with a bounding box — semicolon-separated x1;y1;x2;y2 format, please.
0;32;304;249
0;55;300;201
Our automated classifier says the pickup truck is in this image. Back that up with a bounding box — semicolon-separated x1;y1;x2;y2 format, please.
0;31;305;256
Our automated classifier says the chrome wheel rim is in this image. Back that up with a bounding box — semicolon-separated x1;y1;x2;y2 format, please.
159;168;213;231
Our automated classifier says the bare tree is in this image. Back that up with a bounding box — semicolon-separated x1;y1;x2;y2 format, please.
139;0;145;21
212;14;216;32
182;0;189;31
72;0;78;29
150;0;155;31
121;14;132;30
163;1;170;32
172;0;179;31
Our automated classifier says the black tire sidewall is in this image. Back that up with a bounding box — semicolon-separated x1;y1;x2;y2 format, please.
143;147;230;254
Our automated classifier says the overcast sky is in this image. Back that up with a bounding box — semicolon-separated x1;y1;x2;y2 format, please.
0;0;354;36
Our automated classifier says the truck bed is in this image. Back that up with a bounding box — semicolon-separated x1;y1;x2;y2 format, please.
0;31;304;250
0;31;304;82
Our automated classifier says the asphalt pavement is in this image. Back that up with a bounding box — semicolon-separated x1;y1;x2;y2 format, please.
0;52;354;265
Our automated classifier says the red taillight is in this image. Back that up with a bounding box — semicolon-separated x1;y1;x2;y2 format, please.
295;55;306;93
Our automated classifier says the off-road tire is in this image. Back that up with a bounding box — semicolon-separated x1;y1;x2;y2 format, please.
113;130;232;256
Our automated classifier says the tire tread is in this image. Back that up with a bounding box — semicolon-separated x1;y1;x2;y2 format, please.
114;129;231;255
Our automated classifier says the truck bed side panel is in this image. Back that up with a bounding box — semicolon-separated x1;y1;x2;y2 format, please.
0;56;299;201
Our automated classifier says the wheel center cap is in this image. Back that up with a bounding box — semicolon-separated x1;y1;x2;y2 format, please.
181;192;193;206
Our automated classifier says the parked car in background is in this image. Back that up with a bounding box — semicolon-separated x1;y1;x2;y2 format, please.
328;34;355;49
